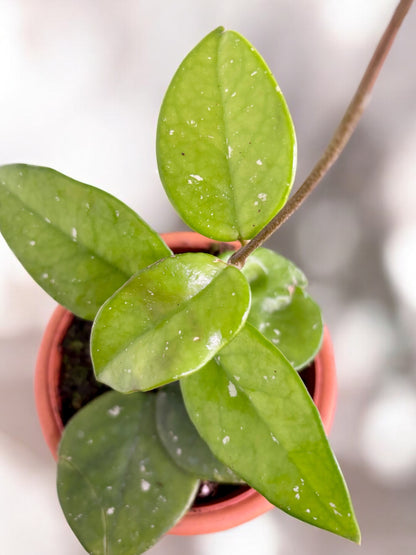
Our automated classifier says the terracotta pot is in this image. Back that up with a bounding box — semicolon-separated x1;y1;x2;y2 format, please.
34;231;337;535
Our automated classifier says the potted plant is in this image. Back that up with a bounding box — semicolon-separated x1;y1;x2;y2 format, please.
0;1;412;552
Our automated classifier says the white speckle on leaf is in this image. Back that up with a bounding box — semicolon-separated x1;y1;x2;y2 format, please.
29;240;36;246
106;486;112;490
169;129;175;135
44;217;51;224
193;336;200;342
251;70;258;76
71;227;77;240
141;479;151;492
234;375;240;381
293;486;299;492
55;196;60;202
228;381;237;397
256;159;263;166
115;210;120;217
41;273;48;279
106;507;115;515
190;174;203;182
207;332;222;350
258;193;267;202
271;434;279;444
124;368;132;374
222;436;230;445
176;448;182;456
108;405;122;417
227;145;233;159
295;493;300;500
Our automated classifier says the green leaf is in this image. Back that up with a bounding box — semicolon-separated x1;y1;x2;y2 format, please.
91;253;251;392
250;286;323;370
157;27;296;242
181;324;361;543
0;164;171;320
221;247;307;308
57;391;199;555
240;248;322;369
156;382;242;483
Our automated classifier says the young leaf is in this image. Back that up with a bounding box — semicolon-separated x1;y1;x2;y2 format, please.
181;324;361;543
157;27;296;242
222;247;307;308
91;253;251;392
57;391;199;555
0;164;171;320
241;248;322;369
223;248;323;369
156;382;242;483
249;286;323;370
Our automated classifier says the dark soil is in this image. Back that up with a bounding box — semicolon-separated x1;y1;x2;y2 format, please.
59;317;109;426
58;314;316;506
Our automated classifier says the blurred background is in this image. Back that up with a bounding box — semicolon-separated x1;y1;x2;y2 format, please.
0;0;415;553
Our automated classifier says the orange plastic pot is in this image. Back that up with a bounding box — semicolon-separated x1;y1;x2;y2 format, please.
34;231;337;535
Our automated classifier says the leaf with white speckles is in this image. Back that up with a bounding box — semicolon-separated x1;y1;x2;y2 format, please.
57;391;199;555
156;382;243;483
236;248;323;369
0;164;171;320
91;252;251;392
181;324;360;543
157;27;296;241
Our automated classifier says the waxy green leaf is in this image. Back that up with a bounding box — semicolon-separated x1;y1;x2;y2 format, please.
156;382;242;483
57;391;199;555
250;286;323;369
91;253;251;392
241;248;322;369
0;164;171;320
157;27;296;241
181;324;360;543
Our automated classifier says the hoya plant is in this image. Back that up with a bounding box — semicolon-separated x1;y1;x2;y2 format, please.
0;2;411;552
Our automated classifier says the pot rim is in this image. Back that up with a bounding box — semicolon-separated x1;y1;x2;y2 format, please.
34;230;337;535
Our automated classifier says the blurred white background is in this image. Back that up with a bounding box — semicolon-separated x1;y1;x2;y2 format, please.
1;0;415;553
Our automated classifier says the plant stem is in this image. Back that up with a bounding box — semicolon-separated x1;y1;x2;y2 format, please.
229;0;413;269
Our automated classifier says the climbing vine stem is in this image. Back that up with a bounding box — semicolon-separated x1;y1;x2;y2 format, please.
229;0;413;268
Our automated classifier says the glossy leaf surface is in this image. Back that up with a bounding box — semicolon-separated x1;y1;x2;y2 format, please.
0;164;171;320
91;253;251;392
157;27;296;241
181;325;360;543
156;382;242;483
57;391;199;555
241;248;322;369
